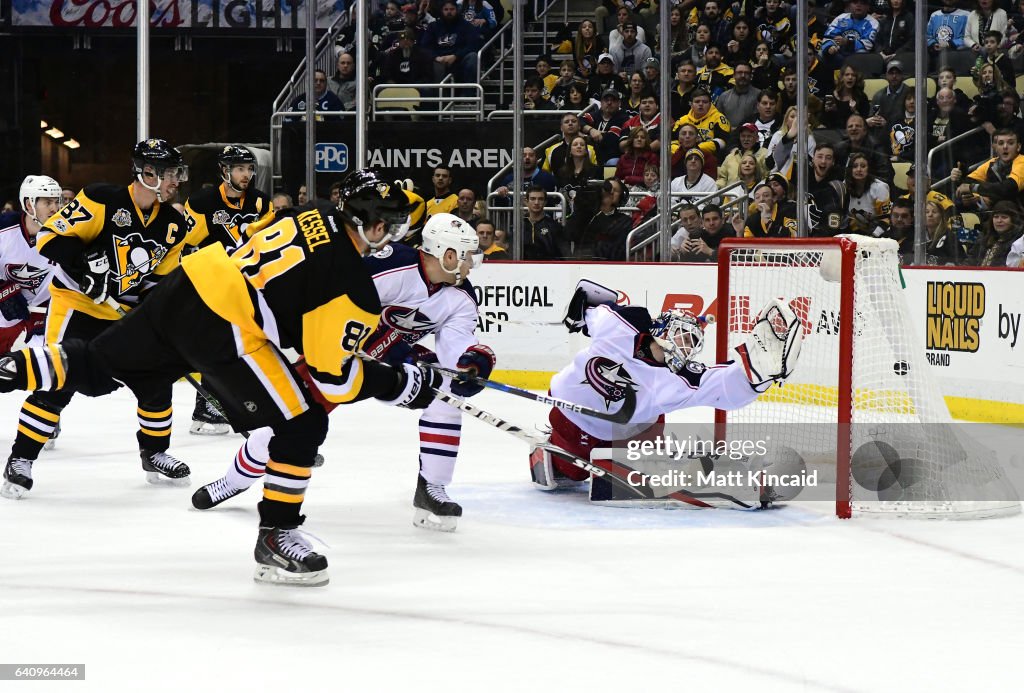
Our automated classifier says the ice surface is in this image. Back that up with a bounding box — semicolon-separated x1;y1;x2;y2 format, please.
0;385;1022;692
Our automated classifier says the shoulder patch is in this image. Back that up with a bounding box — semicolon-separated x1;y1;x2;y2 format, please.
372;245;394;259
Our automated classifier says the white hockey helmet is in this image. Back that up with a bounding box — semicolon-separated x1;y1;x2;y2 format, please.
650;309;705;374
20;175;62;225
421;213;480;284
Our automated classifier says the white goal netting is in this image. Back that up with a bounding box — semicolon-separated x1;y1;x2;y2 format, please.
719;236;1020;519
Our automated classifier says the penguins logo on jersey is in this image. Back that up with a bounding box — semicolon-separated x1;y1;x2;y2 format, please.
212;209;262;236
381;305;437;341
5;263;49;292
583;356;637;406
112;233;168;293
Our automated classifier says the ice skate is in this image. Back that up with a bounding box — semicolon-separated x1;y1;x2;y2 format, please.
189;394;230;436
253;524;329;587
413;473;462;532
43;421;61;451
191;476;245;510
140;449;191;486
1;456;33;499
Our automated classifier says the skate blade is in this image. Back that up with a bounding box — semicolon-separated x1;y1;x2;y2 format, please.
189;421;231;436
0;481;29;500
145;472;191;487
413;508;458;532
253;564;329;587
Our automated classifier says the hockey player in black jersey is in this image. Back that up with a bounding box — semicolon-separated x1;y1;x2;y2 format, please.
183;145;275;435
2;138;192;497
0;168;438;587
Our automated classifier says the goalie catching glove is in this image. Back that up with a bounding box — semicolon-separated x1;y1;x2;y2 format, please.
563;279;619;334
735;298;804;392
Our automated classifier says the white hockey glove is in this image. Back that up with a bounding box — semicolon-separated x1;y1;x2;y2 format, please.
563;279;619;333
736;299;804;392
79;249;111;305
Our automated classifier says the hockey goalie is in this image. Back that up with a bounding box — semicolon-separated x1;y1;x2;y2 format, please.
529;279;805;509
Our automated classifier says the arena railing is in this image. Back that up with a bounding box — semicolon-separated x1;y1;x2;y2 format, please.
625;181;746;262
371;81;485;120
927;125;986;191
269;10;352;192
478;0;569;107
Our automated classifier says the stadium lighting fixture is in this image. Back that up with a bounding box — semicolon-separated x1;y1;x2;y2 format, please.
45;127;65;139
64;139;81;150
40;120;48;129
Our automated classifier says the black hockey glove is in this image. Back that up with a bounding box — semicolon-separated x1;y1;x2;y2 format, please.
0;282;29;322
377;362;442;410
79;249;111;304
450;344;496;397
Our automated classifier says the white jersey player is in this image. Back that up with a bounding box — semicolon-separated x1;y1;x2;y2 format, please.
1;175;72;499
0;176;71;352
191;213;492;531
529;279;804;491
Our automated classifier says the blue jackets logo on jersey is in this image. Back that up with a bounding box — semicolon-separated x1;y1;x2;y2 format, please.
5;263;49;291
381;305;437;341
583;356;637;406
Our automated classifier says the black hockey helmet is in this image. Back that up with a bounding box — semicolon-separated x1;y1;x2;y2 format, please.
337;168;415;249
217;145;257;168
131;138;187;181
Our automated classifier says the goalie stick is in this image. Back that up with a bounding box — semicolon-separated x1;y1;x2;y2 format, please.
421;362;638;424
433;389;758;509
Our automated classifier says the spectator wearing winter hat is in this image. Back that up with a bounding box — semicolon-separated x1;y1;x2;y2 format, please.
641;57;660;92
670;148;719;208
607;6;647;53
610;22;652;81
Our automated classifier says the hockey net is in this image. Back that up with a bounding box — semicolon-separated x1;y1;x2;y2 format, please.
715;236;1020;519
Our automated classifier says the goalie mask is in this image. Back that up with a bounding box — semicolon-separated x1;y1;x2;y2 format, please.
217;145;257;194
421;213;481;286
19;175;62;226
131;138;188;200
337;168;416;252
650;309;704;374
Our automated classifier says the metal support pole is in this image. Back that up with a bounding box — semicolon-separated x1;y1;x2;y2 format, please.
356;1;368;170
136;0;149;141
658;0;671;261
512;0;524;260
913;0;927;265
304;0;317;201
795;0;808;237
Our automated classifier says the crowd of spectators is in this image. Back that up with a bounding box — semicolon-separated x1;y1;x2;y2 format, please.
294;1;1024;268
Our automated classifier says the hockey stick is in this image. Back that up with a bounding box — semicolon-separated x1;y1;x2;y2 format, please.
104;297;246;438
432;389;755;508
421;362;637;424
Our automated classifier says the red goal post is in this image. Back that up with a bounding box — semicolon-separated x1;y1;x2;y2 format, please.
713;236;1020;520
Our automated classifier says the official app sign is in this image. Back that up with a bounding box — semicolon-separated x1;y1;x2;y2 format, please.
314;143;348;174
